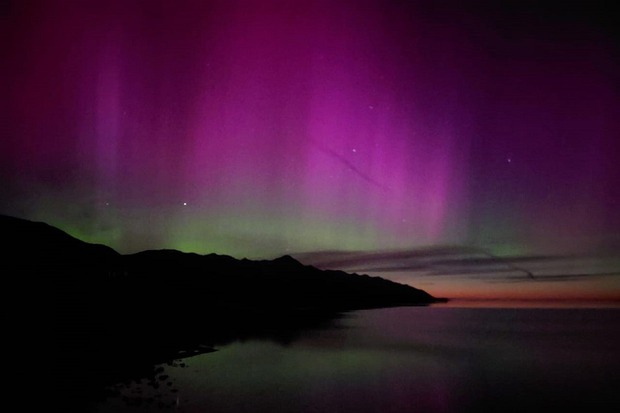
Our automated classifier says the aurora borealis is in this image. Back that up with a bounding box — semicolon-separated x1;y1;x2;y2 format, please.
2;0;619;299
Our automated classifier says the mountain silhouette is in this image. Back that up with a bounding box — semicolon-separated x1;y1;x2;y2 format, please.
1;214;445;411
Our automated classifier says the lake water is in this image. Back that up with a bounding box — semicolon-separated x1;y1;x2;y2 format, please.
96;302;620;412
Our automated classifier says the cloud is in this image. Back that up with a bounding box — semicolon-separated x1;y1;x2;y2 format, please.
293;247;620;284
310;140;390;191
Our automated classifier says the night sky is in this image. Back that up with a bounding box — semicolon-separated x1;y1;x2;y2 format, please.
2;0;619;299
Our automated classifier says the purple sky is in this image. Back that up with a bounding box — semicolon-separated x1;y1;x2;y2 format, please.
2;0;619;299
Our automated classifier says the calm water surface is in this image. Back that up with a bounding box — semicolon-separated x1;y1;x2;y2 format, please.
97;302;620;412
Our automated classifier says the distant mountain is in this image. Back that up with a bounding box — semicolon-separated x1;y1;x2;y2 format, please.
1;214;445;411
2;214;444;309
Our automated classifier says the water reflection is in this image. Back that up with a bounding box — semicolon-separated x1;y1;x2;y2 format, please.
96;306;620;413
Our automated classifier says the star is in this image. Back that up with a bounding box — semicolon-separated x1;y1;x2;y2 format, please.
183;202;187;206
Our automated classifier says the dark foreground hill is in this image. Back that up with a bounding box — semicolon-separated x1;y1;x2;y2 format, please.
1;215;445;411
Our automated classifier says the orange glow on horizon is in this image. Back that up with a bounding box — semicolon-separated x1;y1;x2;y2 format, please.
408;276;620;304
